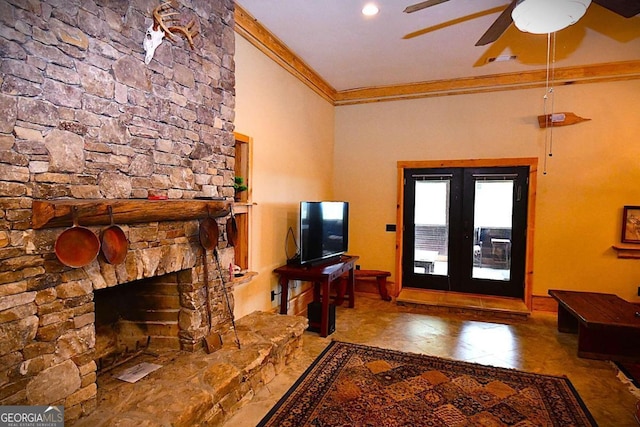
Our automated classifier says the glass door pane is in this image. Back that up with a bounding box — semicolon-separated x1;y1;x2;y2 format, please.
414;180;449;276
472;179;513;281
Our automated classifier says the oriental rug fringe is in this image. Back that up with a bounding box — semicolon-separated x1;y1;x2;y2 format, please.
258;341;596;426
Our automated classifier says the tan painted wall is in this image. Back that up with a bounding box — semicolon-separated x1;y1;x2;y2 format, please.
235;28;640;311
334;80;640;302
233;37;336;318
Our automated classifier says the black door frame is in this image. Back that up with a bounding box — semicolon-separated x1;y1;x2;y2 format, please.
396;158;538;304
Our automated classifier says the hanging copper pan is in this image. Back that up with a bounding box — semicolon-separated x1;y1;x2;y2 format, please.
54;206;101;268
199;208;218;250
226;204;238;247
101;206;128;265
198;207;225;352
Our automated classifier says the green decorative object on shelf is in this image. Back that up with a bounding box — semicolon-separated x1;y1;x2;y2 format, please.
234;176;248;200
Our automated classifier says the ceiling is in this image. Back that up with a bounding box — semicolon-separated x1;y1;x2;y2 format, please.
235;0;640;93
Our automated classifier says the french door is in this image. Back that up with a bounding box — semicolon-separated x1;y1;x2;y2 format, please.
402;166;529;298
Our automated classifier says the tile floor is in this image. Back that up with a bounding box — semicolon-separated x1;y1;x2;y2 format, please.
224;293;638;426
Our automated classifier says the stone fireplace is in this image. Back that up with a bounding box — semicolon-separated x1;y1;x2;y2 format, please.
94;271;188;361
0;0;289;424
93;265;230;364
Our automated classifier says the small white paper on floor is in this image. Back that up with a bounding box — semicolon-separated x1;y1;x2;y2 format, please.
116;362;162;383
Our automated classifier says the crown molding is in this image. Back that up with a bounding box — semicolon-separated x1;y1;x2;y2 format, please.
334;60;640;105
234;5;640;106
234;5;337;103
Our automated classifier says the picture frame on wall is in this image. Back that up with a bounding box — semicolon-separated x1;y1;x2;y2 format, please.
622;206;640;243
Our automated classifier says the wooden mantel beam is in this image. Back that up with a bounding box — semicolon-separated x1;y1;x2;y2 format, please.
31;199;230;229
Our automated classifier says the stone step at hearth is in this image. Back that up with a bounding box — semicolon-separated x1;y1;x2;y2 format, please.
72;311;309;427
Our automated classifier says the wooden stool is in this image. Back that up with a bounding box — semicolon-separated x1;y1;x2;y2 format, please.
336;269;392;304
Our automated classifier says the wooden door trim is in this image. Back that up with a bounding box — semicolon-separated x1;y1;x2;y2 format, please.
396;158;538;308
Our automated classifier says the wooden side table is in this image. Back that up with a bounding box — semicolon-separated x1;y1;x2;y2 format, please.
274;255;359;337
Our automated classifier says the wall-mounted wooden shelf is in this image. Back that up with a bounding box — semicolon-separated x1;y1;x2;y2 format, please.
537;112;590;128
232;201;256;215
612;244;640;259
231;271;257;287
31;199;230;229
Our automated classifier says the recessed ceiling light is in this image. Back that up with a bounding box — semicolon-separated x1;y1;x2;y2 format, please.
362;4;379;16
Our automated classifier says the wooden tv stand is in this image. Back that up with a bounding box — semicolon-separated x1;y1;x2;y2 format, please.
549;289;640;361
274;255;359;337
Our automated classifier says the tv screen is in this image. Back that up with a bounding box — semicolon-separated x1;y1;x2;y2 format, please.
299;201;349;266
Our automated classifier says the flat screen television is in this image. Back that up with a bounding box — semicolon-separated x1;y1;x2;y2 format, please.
298;201;349;266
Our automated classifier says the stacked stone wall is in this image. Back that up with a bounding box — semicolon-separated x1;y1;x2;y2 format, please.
0;0;236;422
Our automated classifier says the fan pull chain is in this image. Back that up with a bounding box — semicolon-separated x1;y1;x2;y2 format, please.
543;32;551;174
542;32;557;175
549;32;557;158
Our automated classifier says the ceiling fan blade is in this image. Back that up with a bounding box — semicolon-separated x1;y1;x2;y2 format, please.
593;0;640;18
475;0;517;46
403;0;449;14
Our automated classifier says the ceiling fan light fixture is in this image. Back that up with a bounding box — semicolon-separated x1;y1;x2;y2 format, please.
511;0;591;34
362;4;380;16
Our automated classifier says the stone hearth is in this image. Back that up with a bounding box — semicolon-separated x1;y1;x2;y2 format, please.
72;311;308;427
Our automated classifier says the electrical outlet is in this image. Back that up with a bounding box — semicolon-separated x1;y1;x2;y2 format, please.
271;290;276;301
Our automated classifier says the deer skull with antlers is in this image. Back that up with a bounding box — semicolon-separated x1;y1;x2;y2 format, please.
144;1;198;64
143;26;165;64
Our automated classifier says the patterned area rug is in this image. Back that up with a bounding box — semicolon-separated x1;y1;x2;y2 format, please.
258;341;597;426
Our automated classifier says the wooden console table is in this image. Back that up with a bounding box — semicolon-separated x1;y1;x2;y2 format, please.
274;255;359;337
549;289;640;361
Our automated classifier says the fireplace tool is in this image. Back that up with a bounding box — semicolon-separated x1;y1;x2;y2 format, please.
201;247;223;353
213;247;241;349
199;211;224;353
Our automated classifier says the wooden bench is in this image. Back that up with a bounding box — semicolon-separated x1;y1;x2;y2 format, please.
356;270;392;301
336;269;391;304
549;289;640;361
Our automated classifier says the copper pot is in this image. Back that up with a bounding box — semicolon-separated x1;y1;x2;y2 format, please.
54;206;101;268
226;205;238;247
199;209;218;250
101;206;128;265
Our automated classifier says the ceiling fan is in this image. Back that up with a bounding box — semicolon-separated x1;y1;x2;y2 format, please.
404;0;640;46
